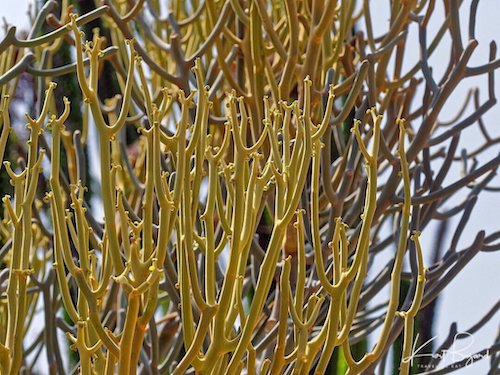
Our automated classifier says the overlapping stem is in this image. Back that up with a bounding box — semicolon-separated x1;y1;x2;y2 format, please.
0;0;499;374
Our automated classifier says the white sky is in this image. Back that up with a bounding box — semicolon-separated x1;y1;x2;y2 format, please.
1;0;30;32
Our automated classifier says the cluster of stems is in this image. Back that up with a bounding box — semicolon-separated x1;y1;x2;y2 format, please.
0;0;499;374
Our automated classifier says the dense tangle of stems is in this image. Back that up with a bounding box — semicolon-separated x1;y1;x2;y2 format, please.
0;0;499;374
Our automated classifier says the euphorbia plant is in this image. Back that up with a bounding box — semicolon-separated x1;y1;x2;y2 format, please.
0;0;499;374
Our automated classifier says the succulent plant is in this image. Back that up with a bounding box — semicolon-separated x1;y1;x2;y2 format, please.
0;0;499;374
